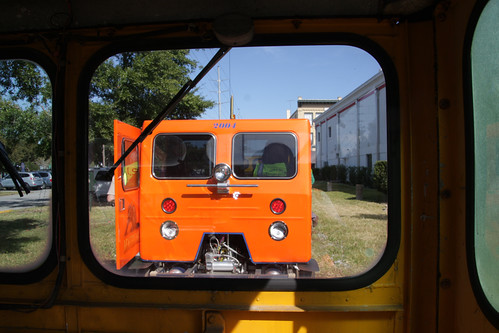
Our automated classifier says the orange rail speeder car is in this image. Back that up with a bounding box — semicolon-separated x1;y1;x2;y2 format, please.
113;118;317;276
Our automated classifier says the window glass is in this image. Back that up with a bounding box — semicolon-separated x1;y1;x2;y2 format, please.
153;134;214;178
122;139;139;190
471;0;499;312
304;112;313;124
232;133;296;178
0;59;52;272
87;46;390;282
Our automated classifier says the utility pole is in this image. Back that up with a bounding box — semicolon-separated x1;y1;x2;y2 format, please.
230;95;235;119
102;144;106;167
218;66;222;119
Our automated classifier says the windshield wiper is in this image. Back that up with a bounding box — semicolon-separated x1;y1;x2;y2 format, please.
108;47;231;177
0;141;30;197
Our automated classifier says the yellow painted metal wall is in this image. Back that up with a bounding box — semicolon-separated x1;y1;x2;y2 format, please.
0;0;497;331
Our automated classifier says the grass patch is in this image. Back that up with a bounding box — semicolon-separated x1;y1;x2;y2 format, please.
313;180;387;203
312;181;388;277
0;206;51;270
90;183;388;278
89;206;116;263
0;190;18;197
1;184;388;278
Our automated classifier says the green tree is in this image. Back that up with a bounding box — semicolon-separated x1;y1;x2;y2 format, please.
0;60;52;171
0;51;214;168
0;99;49;170
88;50;214;165
90;50;213;125
0;60;51;108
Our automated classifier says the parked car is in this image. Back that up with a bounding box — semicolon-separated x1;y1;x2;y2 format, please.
38;171;52;188
0;172;44;190
90;168;113;202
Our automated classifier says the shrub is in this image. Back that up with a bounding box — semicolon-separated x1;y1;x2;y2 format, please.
373;160;388;193
346;166;372;186
322;165;332;181
315;165;374;187
312;167;321;180
357;167;373;187
337;164;347;183
347;166;358;185
329;165;338;181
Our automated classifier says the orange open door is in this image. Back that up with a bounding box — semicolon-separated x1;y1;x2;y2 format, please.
114;120;141;269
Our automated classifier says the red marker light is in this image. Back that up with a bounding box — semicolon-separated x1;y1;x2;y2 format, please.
162;198;177;214
270;199;286;215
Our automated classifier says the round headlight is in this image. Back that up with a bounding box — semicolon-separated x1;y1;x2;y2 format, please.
213;163;231;182
269;221;288;241
160;221;179;240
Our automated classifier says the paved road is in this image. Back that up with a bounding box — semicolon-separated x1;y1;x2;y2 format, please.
0;189;51;212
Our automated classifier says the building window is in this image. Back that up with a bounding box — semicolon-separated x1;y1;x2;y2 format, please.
304;112;313;125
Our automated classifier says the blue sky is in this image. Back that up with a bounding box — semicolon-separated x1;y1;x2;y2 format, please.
189;46;382;120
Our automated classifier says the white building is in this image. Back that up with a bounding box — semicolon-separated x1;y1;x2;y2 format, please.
314;71;386;169
287;98;338;166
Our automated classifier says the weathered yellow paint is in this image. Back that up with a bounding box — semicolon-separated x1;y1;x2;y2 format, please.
0;1;497;331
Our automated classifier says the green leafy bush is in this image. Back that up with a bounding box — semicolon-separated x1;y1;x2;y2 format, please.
373;160;388;193
346;166;372;186
312;167;322;180
347;166;358;184
314;164;375;188
337;164;347;183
